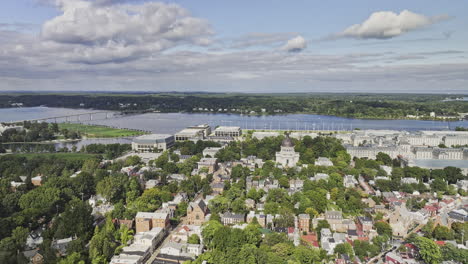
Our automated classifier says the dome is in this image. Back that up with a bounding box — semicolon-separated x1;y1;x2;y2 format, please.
281;136;294;147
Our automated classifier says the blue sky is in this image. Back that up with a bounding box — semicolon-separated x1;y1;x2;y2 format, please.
0;0;467;93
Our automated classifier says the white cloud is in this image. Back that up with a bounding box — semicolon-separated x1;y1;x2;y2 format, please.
282;35;307;52
337;10;449;39
0;3;466;93
40;0;212;63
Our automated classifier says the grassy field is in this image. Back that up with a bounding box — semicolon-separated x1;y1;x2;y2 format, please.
58;123;146;138
11;153;99;160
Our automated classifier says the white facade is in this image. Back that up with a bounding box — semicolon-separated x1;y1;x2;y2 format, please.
315;157;333;167
252;131;280;140
275;136;300;167
214;126;241;137
131;134;174;152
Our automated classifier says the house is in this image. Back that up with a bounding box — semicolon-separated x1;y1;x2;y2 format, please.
133;227;165;251
315;157;333;167
23;249;44;264
221;212;245;225
356;216;373;233
31;176;42;186
246;211;266;228
145;179;159;189
245;199;256;210
119;244;151;263
135;212;170;233
159;242;203;258
202;147;223;158
298;214;310;232
289;179;304;190
211;182;225;194
197;158;218;173
343;175;358;188
301;233;319;248
121;166;138;176
52;237;74;256
171;225;202;243
187;200;209;226
385;252;419;264
325;210;343;229
401;178;419;185
313;173;329;181
10;181;25;191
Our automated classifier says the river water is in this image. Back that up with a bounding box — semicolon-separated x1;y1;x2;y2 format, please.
1;107;467;149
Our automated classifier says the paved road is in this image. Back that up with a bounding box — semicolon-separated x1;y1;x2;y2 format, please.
145;216;188;264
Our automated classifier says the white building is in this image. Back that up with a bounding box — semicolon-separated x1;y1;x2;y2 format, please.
202;147;223;158
313;173;329;181
175;128;205;141
343;175;358;188
275;136;300;167
131;134;174;152
252;131;280;140
214;126;242;137
315;157;333;167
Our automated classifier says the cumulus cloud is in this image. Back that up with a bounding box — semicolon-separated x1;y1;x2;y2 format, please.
282;35;307;52
1;2;466;93
40;0;212;63
336;10;449;39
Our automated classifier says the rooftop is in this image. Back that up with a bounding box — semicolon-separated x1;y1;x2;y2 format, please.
133;134;173;143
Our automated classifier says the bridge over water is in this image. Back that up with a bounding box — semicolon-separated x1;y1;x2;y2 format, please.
12;111;116;124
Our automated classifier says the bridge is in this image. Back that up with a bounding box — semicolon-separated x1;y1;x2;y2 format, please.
9;111;116;124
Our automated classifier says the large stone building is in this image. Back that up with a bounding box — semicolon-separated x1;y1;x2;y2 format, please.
131;134;174;152
187;200;209;226
275;135;300;167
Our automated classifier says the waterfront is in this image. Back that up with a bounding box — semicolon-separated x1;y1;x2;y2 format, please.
1;107;467;134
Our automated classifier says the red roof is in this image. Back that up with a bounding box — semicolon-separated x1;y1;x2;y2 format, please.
424;205;438;211
301;235;319;248
288;227;295;234
405;243;417;250
435;241;445;246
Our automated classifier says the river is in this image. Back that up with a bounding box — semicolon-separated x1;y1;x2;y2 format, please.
1;107;467;132
1;107;468;149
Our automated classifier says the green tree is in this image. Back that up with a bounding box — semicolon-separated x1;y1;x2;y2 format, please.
188;234;201;244
96;175;129;203
415;236;442;264
432;225;454;241
201;220;223;249
421;220;434;238
54;199;94;240
58;252;85;264
376;152;392;166
334;242;354;257
375;221;392;237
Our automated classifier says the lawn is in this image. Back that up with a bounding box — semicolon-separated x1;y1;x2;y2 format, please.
58;123;146;138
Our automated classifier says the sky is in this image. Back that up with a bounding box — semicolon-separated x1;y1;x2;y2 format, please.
0;0;467;93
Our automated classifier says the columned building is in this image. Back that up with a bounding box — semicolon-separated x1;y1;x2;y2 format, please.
275;135;300;167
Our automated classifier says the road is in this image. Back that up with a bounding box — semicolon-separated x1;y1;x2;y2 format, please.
145;216;188;264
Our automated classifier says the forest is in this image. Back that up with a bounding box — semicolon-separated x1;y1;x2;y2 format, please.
1;93;467;119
